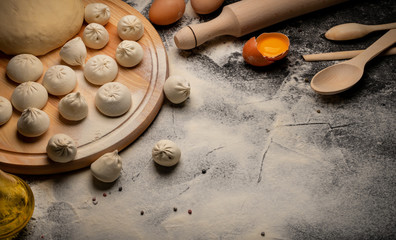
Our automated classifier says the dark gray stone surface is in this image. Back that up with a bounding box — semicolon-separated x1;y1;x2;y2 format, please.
15;0;395;239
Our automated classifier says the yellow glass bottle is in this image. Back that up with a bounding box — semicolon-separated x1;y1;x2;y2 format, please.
0;169;34;239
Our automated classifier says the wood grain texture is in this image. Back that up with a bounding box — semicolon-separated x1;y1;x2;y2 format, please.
303;47;396;61
174;0;348;49
0;0;168;174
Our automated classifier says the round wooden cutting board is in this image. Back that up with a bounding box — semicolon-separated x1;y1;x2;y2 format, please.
0;0;168;175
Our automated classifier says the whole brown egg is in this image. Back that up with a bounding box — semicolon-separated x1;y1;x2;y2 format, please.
149;0;185;26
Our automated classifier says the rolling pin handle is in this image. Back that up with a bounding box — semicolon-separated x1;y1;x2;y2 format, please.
174;7;238;50
174;26;197;50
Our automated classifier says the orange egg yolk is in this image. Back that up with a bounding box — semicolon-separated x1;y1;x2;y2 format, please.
257;36;288;58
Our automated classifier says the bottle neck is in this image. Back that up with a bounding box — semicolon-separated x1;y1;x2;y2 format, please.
0;169;17;186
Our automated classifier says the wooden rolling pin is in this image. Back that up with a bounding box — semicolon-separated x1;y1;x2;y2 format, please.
174;0;348;49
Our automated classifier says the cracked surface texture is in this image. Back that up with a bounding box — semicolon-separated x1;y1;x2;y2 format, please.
14;0;396;239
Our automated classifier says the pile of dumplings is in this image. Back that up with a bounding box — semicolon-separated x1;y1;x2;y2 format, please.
0;3;145;180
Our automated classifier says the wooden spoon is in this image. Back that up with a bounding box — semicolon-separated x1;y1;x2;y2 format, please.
311;29;396;95
325;22;396;41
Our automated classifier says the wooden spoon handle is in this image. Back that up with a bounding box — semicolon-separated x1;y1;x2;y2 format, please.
350;29;396;66
303;47;396;61
325;22;396;40
369;22;396;31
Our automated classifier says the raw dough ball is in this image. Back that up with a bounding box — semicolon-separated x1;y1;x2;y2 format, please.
60;37;87;66
91;150;122;183
0;96;12;125
84;3;111;26
58;92;88;121
117;15;144;41
0;0;84;56
46;133;77;163
115;40;144;67
82;23;109;49
163;75;191;104
17;107;50;137
95;82;131;117
11;81;48;112
84;55;118;85
42;65;77;96
152;140;181;167
6;54;43;83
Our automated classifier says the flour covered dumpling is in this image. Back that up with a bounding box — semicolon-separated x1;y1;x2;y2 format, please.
6;54;43;83
95;82;131;117
0;96;12;125
17;107;50;137
46;133;77;163
58;92;88;121
163;75;191;104
116;40;144;67
91;150;122;183
11;81;48;112
84;3;111;26
117;15;144;41
60;37;87;66
152;140;181;167
84;55;118;85
83;23;109;49
42;65;77;96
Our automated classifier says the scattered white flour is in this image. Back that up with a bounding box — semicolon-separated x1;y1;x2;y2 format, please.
123;0;149;13
21;1;395;239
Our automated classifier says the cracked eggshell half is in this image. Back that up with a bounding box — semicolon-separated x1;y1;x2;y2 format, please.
242;32;289;67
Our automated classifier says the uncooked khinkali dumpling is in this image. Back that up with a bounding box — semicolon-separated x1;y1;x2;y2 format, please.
163;75;191;104
42;65;77;96
95;82;131;117
84;3;111;26
6;54;43;83
60;37;87;66
152;140;181;167
115;40;144;67
58;92;88;121
11;81;48;112
91;150;122;183
84;55;118;85
0;96;12;125
117;15;144;41
46;133;77;163
82;23;109;49
17;107;50;137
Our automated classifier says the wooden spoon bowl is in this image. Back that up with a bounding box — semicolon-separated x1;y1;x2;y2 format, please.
311;29;396;95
